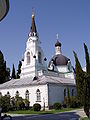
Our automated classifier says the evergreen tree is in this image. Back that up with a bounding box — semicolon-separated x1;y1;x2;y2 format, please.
83;43;90;118
11;64;16;79
84;73;90;118
16;61;22;79
73;51;85;105
6;67;10;81
84;43;90;74
0;50;10;84
67;86;71;108
73;43;90;118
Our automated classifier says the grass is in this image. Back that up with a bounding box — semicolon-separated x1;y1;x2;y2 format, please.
6;108;80;115
81;117;89;120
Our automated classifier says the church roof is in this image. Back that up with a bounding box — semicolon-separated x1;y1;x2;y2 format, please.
0;75;75;89
48;54;70;66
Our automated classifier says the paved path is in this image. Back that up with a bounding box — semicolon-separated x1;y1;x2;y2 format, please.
12;112;79;120
4;109;87;120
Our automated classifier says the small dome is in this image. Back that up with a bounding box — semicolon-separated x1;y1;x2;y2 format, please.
55;41;61;47
48;54;70;67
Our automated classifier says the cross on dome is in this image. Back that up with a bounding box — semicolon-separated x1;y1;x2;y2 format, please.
56;33;59;40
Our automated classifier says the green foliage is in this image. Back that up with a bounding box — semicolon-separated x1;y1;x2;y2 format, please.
16;61;22;79
33;103;41;111
73;51;85;105
11;64;16;79
0;95;11;112
84;43;90;74
65;96;81;108
69;96;81;108
53;102;62;110
67;86;71;108
84;73;90;118
0;50;10;84
83;43;90;117
15;95;25;110
73;43;90;118
24;99;30;109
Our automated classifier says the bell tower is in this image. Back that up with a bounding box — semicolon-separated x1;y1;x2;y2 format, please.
20;10;46;78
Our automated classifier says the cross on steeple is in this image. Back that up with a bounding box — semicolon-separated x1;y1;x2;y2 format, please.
32;7;34;17
56;33;59;40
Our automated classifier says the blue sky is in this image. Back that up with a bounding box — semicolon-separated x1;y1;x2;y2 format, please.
0;0;90;72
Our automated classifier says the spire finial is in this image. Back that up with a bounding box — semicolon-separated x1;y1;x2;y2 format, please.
32;7;34;18
56;33;59;40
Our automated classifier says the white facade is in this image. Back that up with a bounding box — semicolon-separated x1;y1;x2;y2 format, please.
0;11;76;109
0;84;48;107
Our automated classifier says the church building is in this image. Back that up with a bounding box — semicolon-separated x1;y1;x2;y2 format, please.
0;11;76;109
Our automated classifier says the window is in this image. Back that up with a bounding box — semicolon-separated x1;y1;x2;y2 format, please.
64;89;66;98
25;90;29;101
7;91;10;97
16;91;19;96
38;52;42;63
36;89;41;102
27;52;30;64
72;89;74;96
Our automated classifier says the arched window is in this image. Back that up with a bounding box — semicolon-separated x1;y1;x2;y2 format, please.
36;89;41;102
72;89;74;96
16;91;19;96
25;90;29;101
0;92;2;97
27;52;30;64
64;89;66;98
38;52;42;63
7;91;10;97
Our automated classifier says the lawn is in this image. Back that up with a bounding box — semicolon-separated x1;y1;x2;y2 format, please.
6;108;80;115
82;117;89;120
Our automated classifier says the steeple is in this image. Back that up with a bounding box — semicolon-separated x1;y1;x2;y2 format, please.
20;10;47;78
55;34;62;55
29;9;37;36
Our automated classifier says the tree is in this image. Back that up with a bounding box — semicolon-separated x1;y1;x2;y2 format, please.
83;43;90;118
11;64;16;79
73;43;90;118
73;51;85;105
15;95;25;110
0;95;11;112
67;86;71;108
84;43;90;74
0;50;10;84
16;61;22;79
83;73;90;118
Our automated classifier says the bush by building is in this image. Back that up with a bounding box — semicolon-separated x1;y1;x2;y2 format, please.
53;102;62;110
33;103;41;111
64;96;81;108
0;95;11;112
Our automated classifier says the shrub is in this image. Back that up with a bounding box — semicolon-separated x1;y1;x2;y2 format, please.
53;102;62;110
65;96;81;108
62;103;66;108
0;95;11;112
70;96;81;108
15;96;25;110
33;103;41;111
24;99;30;110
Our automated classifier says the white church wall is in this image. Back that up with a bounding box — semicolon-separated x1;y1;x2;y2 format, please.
65;72;75;79
48;83;76;106
57;66;69;73
0;84;49;108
